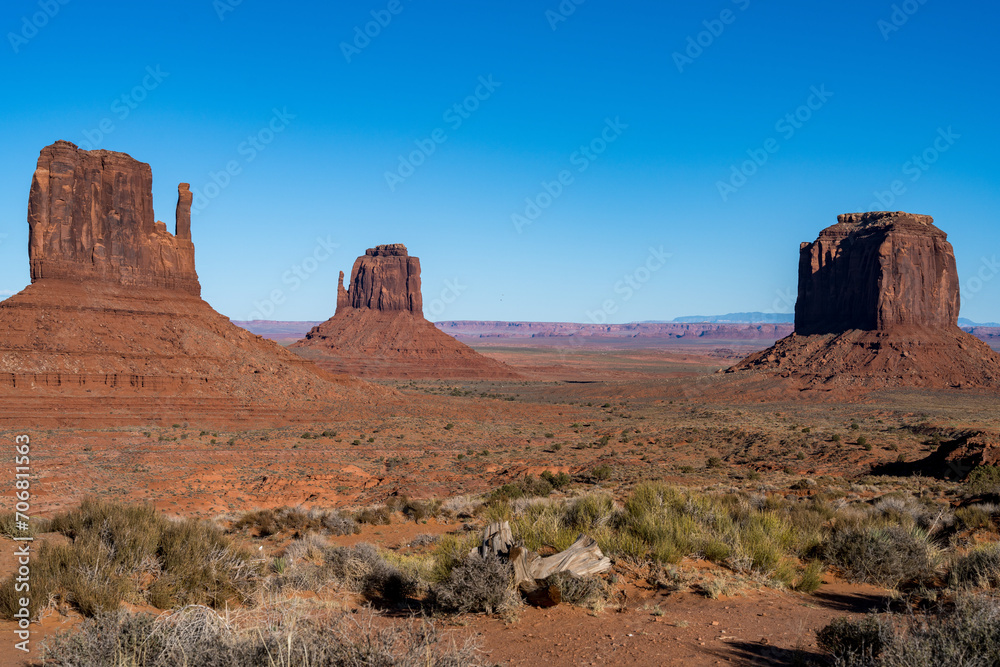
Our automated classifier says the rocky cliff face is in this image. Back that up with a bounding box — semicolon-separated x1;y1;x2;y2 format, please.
795;212;959;335
729;211;1000;391
27;141;200;295
337;243;422;314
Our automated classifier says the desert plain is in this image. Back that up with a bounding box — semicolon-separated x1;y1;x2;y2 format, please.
3;325;1000;666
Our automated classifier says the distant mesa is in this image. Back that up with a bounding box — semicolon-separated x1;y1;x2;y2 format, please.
668;313;794;324
0;141;381;427
729;211;1000;389
292;244;520;379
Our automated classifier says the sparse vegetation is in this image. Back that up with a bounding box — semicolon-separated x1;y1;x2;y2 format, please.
0;498;261;621
817;595;1000;666
232;506;359;537
42;606;492;666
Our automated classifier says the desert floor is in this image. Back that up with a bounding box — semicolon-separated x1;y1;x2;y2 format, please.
2;335;999;666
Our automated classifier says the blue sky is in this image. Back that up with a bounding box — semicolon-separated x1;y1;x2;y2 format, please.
1;0;997;323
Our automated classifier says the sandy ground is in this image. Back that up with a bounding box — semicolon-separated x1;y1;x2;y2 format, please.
1;336;997;665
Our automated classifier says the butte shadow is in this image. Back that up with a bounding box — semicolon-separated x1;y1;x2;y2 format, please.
0;141;387;428
290;244;520;379
727;211;1000;391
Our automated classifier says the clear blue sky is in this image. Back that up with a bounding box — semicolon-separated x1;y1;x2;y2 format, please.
1;0;997;323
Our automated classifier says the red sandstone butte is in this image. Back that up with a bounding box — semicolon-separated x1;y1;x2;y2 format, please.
28;141;200;294
0;141;384;428
292;244;520;379
729;212;1000;389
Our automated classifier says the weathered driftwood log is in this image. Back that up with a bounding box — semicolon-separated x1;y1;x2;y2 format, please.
529;534;611;580
477;521;514;559
480;522;612;606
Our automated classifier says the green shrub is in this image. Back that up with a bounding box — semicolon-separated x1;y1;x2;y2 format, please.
488;476;553;503
793;560;825;593
355;506;393;525
401;498;441;523
967;465;1000;495
591;464;613;481
540;470;571;490
824;525;939;588
321;542;417;604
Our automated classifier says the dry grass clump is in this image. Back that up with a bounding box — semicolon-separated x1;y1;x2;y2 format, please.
0;512;50;538
42;605;494;666
0;498;262;621
817;594;1000;666
542;572;608;609
430;554;520;615
353;496;444;526
824;525;941;588
231;506;359;537
439;495;482;519
949;544;1000;589
488;483;822;586
323;544;420;605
